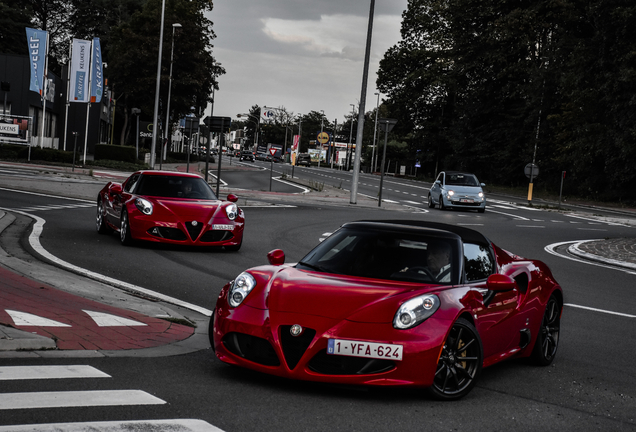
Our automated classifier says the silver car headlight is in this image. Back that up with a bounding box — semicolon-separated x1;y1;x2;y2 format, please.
135;198;153;215
393;294;440;329
447;190;455;196
225;203;238;220
228;272;256;307
478;192;484;198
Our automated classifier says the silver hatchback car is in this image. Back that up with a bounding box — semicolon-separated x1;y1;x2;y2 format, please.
428;171;486;213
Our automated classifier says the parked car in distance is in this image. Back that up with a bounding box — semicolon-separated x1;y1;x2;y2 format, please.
297;153;311;167
428;171;486;213
256;152;271;162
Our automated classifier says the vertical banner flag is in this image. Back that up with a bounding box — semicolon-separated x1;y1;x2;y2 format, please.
26;27;48;94
90;37;103;103
69;38;91;103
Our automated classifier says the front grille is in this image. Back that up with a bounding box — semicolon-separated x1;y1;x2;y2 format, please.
185;221;204;240
279;325;316;370
222;332;280;366
147;227;187;240
199;230;234;243
450;200;481;207
308;349;396;375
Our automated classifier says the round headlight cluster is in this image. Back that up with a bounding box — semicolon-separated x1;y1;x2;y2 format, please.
228;272;256;307
393;294;440;330
225;203;238;220
134;198;153;215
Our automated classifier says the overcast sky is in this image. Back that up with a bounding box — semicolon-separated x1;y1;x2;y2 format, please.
204;0;408;124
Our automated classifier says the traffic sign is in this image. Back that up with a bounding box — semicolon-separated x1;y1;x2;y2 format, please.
524;163;539;179
269;148;277;156
317;131;330;144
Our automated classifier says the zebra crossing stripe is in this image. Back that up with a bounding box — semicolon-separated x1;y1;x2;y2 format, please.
0;365;110;381
0;419;224;432
0;390;165;410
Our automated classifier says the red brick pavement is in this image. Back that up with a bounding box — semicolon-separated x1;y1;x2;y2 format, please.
0;266;194;350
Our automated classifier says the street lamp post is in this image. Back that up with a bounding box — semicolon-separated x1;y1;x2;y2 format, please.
150;0;167;169
163;23;182;171
131;107;141;159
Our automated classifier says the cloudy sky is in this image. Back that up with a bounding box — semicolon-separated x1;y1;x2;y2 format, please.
204;0;409;123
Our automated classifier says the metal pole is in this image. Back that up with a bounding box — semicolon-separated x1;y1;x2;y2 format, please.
347;104;354;170
378;123;388;207
558;171;566;209
72;132;77;171
318;111;324;168
269;158;273;191
150;0;166;169
135;113;139;159
350;0;375;203
331;119;337;169
63;42;71;150
38;31;50;149
216;119;224;197
372;92;380;172
186;118;192;172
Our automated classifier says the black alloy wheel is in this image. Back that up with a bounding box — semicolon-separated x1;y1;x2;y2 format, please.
120;209;134;246
531;294;561;366
429;318;483;400
96;198;112;234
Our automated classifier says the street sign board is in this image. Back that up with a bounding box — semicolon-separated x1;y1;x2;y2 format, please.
317;131;330;144
378;118;398;132
269;148;277;156
524;163;540;179
204;116;232;132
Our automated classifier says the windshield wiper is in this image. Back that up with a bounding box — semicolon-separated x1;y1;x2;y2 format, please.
297;261;328;273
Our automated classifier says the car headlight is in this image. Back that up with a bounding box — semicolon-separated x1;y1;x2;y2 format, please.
447;190;455;196
225;203;238;220
393;294;440;329
478;192;484;198
135;198;153;215
228;272;256;307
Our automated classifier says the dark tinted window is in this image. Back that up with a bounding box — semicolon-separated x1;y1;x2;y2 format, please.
463;243;494;281
297;228;460;285
446;173;479;186
135;175;218;200
124;174;140;193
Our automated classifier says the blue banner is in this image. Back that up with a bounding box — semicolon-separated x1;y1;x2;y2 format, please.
25;27;47;94
90;37;103;103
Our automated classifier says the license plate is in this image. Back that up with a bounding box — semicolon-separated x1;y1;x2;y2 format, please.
327;339;403;361
460;198;474;203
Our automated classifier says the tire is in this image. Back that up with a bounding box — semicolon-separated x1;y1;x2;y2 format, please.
438;196;445;210
96;198;112;234
429;317;483;401
530;294;561;366
428;194;435;208
120;209;134;246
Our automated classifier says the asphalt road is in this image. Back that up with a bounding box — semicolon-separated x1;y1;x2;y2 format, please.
0;166;635;431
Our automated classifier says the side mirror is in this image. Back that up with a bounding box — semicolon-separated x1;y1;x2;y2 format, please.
486;274;517;292
109;184;122;197
267;249;285;266
435;180;441;185
227;194;238;203
481;183;486;187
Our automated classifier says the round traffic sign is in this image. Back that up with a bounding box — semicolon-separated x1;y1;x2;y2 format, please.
524;163;539;179
317;132;330;144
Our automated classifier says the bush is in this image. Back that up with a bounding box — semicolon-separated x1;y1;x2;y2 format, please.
94;144;137;163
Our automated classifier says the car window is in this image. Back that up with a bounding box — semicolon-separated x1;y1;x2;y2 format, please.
446;174;479;186
463;243;494;282
124;174;140;193
297;228;460;285
436;173;444;183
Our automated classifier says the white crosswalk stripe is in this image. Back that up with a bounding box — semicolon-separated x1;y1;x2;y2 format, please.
0;364;225;431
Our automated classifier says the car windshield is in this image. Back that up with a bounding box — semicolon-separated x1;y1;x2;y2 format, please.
132;175;218;200
296;227;459;285
446;173;479;186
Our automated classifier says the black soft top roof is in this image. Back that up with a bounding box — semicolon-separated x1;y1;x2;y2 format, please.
347;220;492;247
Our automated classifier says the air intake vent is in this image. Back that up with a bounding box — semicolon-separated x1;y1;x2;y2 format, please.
185;221;203;241
279;325;316;370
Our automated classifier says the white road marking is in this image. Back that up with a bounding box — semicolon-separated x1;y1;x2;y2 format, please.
577;228;608;231
565;303;636;319
487;209;530;221
544;240;636;274
5;310;71;327
0;390;165;410
83;310;147;327
0;365;110;381
403;200;422;205
0;187;93;203
0;419;224;432
516;225;545;228
490;205;515;210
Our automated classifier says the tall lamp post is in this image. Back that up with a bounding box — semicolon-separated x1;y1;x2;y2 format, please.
163;23;182;170
150;0;167;169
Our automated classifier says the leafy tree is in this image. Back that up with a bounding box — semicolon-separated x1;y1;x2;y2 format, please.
0;0;32;55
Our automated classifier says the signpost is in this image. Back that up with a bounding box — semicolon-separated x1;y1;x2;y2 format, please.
269;147;277;191
203;116;232;196
378;118;398;207
525;162;539;205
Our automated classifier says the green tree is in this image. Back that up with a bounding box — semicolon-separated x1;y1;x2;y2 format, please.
0;0;32;55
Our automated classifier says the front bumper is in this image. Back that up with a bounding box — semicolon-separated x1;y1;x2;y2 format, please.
212;301;449;387
442;195;486;210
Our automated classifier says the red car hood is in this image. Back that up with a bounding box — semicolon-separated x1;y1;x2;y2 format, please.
261;267;440;323
149;198;224;222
